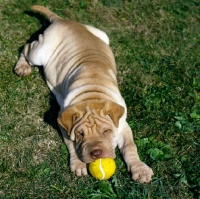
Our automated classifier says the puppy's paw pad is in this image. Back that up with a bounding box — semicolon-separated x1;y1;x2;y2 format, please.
14;63;31;76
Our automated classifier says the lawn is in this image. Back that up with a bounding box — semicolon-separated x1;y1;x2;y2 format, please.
0;0;199;198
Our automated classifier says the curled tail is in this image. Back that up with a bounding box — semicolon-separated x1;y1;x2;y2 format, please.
31;5;62;22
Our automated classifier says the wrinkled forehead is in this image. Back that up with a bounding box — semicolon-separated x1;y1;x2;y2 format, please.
74;107;109;122
74;108;115;131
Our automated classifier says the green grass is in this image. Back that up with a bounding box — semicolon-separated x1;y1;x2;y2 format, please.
0;0;199;198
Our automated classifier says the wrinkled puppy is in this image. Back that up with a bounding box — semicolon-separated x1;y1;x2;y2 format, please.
15;5;153;183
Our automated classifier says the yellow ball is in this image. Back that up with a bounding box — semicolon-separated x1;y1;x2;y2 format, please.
89;158;116;180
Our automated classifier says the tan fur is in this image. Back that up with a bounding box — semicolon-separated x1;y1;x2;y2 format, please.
31;5;62;22
15;6;153;183
57;99;125;132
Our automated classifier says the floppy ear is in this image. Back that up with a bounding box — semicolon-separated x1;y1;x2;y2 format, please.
104;101;125;128
57;105;82;136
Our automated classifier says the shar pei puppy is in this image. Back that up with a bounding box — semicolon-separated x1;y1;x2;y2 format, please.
14;5;153;183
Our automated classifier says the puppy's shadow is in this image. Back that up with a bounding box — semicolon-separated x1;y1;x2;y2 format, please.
18;11;50;53
18;11;62;136
25;11;50;42
43;93;61;135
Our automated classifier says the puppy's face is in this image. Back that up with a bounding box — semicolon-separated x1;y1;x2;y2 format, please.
58;100;124;163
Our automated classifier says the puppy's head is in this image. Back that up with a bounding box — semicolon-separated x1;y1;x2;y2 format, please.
57;99;124;163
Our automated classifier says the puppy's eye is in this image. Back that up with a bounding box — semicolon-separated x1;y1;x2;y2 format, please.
78;131;84;137
104;129;111;134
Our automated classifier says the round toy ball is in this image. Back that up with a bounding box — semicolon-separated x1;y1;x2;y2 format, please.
89;158;116;180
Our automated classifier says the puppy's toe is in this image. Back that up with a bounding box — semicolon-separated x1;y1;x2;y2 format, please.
129;160;154;183
74;167;88;177
70;160;88;176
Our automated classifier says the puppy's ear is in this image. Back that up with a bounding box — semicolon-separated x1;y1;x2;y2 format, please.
104;101;125;128
57;105;82;137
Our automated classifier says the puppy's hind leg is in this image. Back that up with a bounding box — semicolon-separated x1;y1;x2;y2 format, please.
15;44;32;76
15;35;45;76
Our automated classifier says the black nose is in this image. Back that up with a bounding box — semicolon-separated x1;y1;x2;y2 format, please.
90;149;103;159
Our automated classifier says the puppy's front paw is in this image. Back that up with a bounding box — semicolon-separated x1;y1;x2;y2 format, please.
70;158;88;176
14;57;31;77
128;160;154;183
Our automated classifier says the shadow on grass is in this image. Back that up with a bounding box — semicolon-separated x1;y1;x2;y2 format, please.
16;11;50;55
14;10;63;139
24;10;50;43
43;92;61;132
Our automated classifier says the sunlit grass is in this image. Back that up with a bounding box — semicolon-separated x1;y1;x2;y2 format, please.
0;0;199;198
